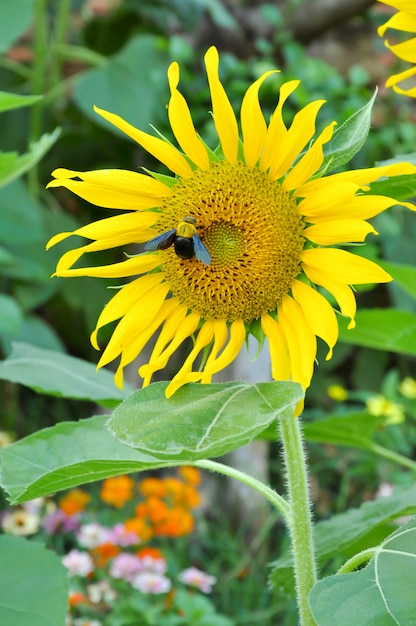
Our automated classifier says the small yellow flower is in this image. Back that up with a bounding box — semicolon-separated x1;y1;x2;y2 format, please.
399;376;416;398
327;384;348;402
47;47;416;398
378;0;416;96
366;394;405;424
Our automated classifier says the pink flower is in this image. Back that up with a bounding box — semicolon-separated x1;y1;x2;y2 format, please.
139;555;167;575
109;553;143;582
62;549;94;577
106;523;140;546
178;567;217;593
131;572;172;594
42;509;80;534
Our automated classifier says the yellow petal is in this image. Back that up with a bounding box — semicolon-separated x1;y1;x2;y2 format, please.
50;168;170;197
378;11;416;37
47;178;165;211
204;46;239;164
279;295;316;389
200;319;229;382
303;219;377;245
291;279;338;360
97;281;171;369
320;162;416;187
260;80;300;172
202;318;246;377
54;233;155;273
301;265;357;329
301;248;393;284
114;299;178;389
91;273;165;349
300;192;415;222
47;211;158;252
261;313;291;381
94;106;193;178
139;310;201;383
166;320;216;397
167;62;210;170
387;67;416;96
56;254;161;278
283;121;336;191
383;37;416;64
240;70;279;167
270;100;328;181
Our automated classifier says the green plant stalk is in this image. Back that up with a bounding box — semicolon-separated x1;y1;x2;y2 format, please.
279;413;317;626
49;0;71;91
337;547;376;574
195;459;291;523
28;0;48;196
368;441;416;472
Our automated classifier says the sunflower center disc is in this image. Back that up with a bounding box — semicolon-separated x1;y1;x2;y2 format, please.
157;161;305;321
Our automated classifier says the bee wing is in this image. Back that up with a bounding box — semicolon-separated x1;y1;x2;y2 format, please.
193;235;211;265
144;229;176;251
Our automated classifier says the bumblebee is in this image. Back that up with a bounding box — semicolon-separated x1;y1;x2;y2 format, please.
144;216;211;265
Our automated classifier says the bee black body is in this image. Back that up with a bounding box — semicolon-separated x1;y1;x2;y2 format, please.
144;216;211;265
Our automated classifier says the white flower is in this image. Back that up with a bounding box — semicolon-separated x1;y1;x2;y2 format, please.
76;522;110;548
178;567;217;593
1;509;40;536
131;572;172;594
62;549;94;577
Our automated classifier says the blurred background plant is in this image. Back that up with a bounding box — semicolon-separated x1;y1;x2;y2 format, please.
1;1;416;625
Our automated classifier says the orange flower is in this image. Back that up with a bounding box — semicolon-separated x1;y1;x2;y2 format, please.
154;507;195;537
59;489;90;515
136;497;169;524
91;542;120;567
68;591;88;607
136;546;164;560
125;517;153;542
100;475;134;508
138;477;167;498
174;484;201;509
178;466;201;486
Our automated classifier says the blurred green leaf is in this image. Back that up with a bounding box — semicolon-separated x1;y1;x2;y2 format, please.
0;342;133;406
0;128;61;188
73;34;169;133
0;294;23;337
321;90;377;174
0;414;171;503
310;517;416;626
0;535;68;626
0;91;42;113
108;381;303;460
368;172;416;201
338;308;416;355
380;261;416;300
304;411;386;450
0;0;35;54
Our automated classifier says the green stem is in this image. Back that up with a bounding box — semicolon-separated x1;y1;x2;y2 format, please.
337;548;376;574
195;459;291;523
28;0;49;196
49;0;71;91
368;442;416;472
279;413;317;626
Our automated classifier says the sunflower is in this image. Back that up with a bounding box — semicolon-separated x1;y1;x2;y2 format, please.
47;46;415;398
378;0;416;96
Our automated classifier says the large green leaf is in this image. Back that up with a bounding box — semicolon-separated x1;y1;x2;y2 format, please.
107;381;303;460
381;261;416;300
0;128;61;188
0;535;68;626
0;342;133;407
320;91;377;174
0;0;35;54
0;414;171;504
73;35;169;133
310;517;416;626
304;411;386;450
338;308;416;355
0;294;23;337
271;484;416;595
